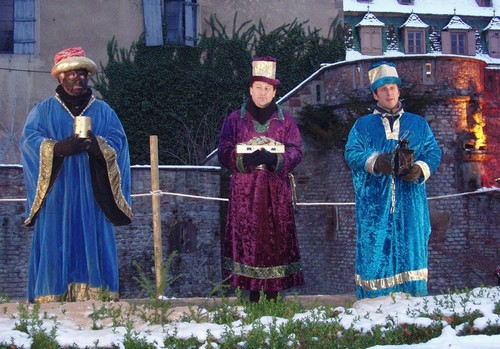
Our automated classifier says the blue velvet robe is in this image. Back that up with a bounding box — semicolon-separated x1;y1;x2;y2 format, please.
218;103;304;292
20;96;132;303
345;111;442;299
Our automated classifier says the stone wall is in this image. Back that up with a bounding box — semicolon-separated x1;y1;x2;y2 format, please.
280;55;500;294
0;165;222;300
1;161;499;301
2;55;500;301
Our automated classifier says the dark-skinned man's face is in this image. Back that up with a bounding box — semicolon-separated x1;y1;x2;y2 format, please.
58;69;89;96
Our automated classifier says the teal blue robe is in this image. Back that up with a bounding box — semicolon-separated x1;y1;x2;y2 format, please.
20;96;132;303
345;111;442;299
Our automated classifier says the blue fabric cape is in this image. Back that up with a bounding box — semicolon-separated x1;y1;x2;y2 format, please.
20;96;132;303
345;112;442;299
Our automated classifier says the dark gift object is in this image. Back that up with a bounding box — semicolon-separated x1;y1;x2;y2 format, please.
394;139;414;176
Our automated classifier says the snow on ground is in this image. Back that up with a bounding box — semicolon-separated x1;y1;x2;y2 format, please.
0;287;498;348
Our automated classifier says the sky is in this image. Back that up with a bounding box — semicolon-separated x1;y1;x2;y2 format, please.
0;286;498;348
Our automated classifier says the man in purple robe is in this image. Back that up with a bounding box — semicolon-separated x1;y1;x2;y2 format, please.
20;47;132;303
218;56;304;302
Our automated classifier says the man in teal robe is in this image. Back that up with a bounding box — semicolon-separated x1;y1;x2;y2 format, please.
345;61;442;299
20;47;132;303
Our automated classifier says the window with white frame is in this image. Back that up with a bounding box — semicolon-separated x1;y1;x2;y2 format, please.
164;0;198;46
0;0;35;54
405;29;426;54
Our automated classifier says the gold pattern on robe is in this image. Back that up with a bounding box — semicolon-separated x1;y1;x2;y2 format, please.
98;136;132;220
355;268;428;291
24;140;57;226
223;257;302;280
24;138;132;225
34;282;119;303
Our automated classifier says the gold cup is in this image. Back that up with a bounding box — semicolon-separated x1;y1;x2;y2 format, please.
74;116;92;138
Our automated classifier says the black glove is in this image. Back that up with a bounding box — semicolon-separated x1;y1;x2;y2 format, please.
258;149;277;166
243;150;263;167
374;153;392;175
399;164;422;182
53;135;90;157
243;149;278;167
86;131;103;158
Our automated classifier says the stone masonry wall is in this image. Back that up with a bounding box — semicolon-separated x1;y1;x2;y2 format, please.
1;55;499;299
280;56;500;294
0;165;222;300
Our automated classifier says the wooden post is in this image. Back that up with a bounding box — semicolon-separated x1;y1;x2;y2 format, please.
150;135;163;297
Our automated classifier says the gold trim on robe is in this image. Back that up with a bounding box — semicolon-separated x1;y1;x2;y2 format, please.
24;138;132;226
24;140;57;226
35;282;119;303
355;268;428;291
98;137;132;221
223;257;302;280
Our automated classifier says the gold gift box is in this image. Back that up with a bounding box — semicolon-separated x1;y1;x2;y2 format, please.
236;136;285;154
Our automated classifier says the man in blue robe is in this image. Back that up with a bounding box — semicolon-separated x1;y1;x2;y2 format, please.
345;61;442;299
20;47;132;303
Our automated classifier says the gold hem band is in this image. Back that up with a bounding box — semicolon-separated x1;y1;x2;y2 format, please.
34;282;119;303
355;268;428;291
223;257;302;280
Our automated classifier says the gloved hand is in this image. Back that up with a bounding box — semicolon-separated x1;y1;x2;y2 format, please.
374;153;392;175
258;149;277;166
53;135;90;157
86;131;103;158
399;164;422;182
243;149;278;167
243;150;263;167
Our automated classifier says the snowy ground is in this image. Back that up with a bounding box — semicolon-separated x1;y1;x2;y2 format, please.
0;287;499;348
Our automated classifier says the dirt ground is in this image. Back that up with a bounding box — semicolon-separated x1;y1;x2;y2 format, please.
1;294;357;330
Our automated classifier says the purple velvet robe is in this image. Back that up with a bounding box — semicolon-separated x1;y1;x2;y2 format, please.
218;102;304;292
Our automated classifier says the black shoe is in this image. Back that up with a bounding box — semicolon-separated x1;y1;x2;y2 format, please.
264;291;278;301
249;291;260;303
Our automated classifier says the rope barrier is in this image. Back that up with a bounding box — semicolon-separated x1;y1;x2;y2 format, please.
1;187;498;205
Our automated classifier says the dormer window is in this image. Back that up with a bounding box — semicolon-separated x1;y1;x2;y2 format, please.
401;13;428;54
483;17;500;58
441;16;476;56
356;12;384;55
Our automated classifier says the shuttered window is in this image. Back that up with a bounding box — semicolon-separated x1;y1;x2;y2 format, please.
143;0;198;47
164;0;198;46
0;0;14;53
442;30;476;56
359;27;383;55
487;31;500;58
0;0;35;54
143;0;164;46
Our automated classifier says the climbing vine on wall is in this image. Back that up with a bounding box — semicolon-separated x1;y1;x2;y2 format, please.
94;14;345;165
